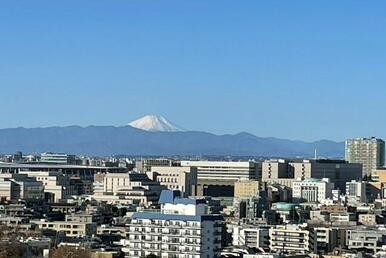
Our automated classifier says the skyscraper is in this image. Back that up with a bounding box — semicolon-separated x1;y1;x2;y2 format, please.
345;137;385;177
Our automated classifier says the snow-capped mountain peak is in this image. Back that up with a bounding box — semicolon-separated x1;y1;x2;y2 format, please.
128;115;182;132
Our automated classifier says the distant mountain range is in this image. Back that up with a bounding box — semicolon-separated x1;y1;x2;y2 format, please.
0;116;344;157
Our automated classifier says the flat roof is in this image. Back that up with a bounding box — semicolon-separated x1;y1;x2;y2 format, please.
132;212;223;222
0;162;124;170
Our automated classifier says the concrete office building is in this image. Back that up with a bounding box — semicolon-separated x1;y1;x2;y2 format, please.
262;159;289;180
346;180;367;204
372;169;386;184
346;227;386;253
358;214;378;226
0;174;44;201
180;160;258;197
19;171;76;202
147;166;197;196
345;137;385;177
292;178;334;203
92;173;165;206
0;177;20;201
136;158;173;173
234;180;260;199
313;227;338;253
329;212;356;223
0;162;126;195
40;152;76;164
123;190;224;258
262;159;362;192
233;197;263;220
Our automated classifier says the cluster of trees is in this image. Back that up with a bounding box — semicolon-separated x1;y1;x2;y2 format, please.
0;242;27;258
50;246;92;258
0;224;43;258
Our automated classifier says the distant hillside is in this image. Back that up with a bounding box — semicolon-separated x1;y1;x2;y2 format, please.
0;126;344;157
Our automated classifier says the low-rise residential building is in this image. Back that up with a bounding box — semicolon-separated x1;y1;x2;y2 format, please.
232;224;269;249
269;224;315;254
346;227;386;253
31;219;97;237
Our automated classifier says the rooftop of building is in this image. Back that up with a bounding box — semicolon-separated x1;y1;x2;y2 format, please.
272;202;300;211
158;190;206;205
0;162;125;170
264;158;348;164
131;211;223;222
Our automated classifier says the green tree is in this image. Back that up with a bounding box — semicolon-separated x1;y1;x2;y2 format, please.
50;246;92;258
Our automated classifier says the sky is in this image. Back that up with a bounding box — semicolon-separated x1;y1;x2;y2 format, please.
1;1;386;142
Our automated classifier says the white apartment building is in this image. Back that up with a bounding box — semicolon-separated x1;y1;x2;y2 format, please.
292;178;334;203
124;190;224;258
232;225;269;249
147;166;197;196
19;171;76;202
269;224;315;254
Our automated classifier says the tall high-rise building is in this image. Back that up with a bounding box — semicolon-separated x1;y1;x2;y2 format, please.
345;137;385;177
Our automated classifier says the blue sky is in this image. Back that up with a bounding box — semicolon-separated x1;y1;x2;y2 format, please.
1;1;386;141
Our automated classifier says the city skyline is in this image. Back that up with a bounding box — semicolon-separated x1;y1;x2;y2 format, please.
1;2;386;257
2;1;386;141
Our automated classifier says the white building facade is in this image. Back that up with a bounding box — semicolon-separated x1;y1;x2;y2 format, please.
292;178;334;203
124;190;224;258
269;224;315;254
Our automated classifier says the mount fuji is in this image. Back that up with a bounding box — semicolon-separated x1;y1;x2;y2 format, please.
128;115;182;132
